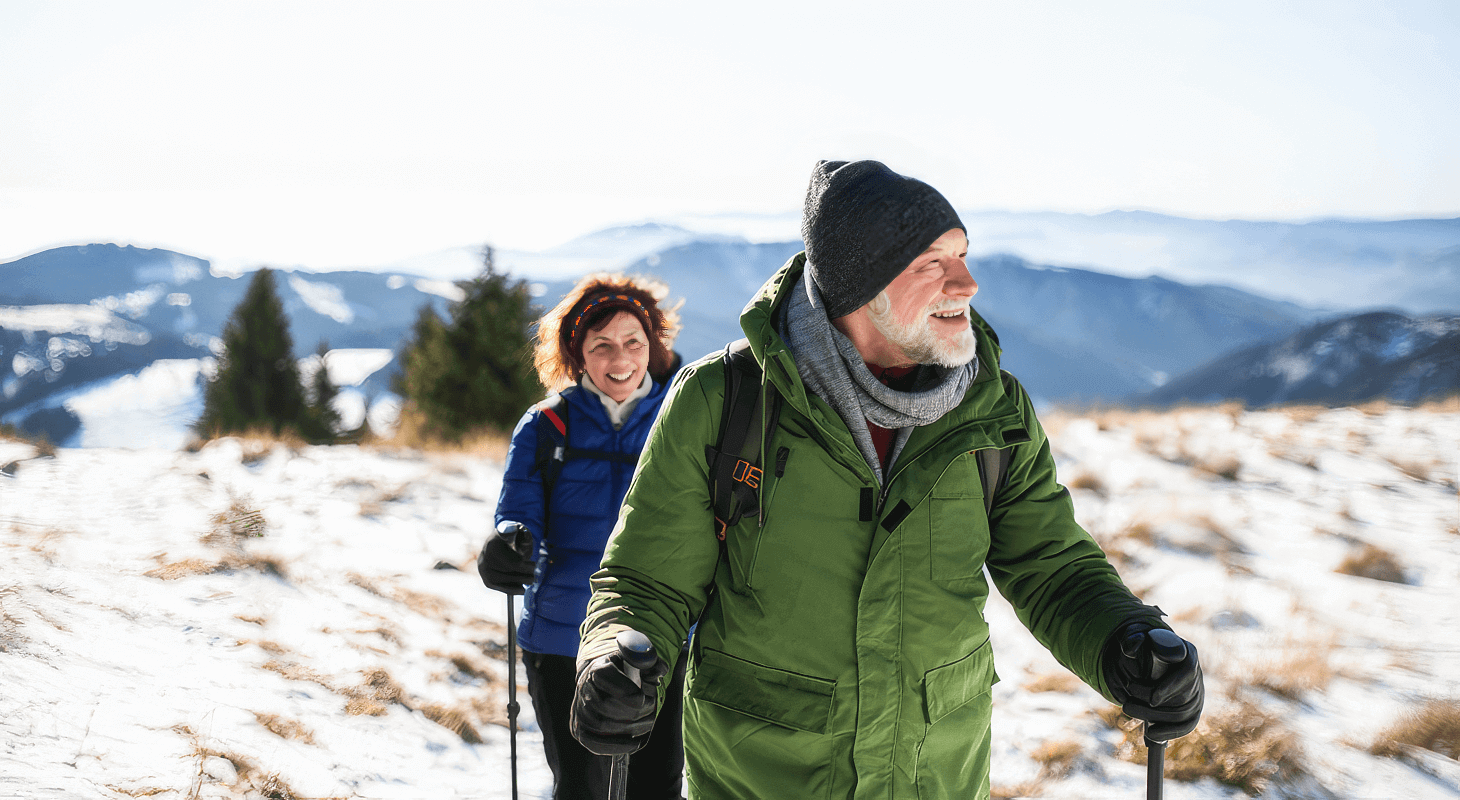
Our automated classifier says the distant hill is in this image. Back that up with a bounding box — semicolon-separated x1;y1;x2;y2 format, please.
1142;311;1460;407
1;243;455;443
538;241;1325;403
957;210;1460;315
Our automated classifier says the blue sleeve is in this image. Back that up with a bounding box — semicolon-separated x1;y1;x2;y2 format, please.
494;407;547;551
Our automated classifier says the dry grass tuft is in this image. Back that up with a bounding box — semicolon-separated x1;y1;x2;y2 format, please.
1248;642;1336;700
373;406;513;462
1335;544;1407;583
359;666;406;705
257;640;289;656
203;497;268;548
345;696;390;717
252;712;316;745
989;780;1044;799
419;702;484;744
0;423;57;458
235;614;267;626
1022;671;1082;694
1369;698;1460;760
427;649;499;687
1101;696;1305;796
1030;739;1083;779
347;572;448;618
1067;471;1107;496
145;557;223;581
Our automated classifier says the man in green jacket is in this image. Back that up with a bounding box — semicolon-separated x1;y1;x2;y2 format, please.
569;160;1204;799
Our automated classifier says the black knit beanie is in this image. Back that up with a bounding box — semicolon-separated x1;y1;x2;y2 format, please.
801;160;965;320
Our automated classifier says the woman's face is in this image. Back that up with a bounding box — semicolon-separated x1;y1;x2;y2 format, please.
580;310;650;403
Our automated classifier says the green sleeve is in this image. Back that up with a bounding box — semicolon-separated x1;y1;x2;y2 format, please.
578;358;726;682
983;372;1166;702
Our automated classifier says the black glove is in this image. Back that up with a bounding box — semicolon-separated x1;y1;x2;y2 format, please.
477;521;535;595
570;639;668;756
1103;622;1204;742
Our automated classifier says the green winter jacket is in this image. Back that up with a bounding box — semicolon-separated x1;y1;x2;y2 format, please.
581;253;1163;800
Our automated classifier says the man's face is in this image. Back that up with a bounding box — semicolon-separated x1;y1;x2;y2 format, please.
866;228;978;367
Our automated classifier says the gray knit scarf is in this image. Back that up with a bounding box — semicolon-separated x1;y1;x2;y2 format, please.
779;274;977;484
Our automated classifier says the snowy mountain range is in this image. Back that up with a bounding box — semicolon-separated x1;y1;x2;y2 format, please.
1144;311;1460;407
3;212;1458;448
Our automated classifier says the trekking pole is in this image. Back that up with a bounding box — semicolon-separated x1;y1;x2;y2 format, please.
608;630;656;800
506;594;520;800
1141;629;1188;800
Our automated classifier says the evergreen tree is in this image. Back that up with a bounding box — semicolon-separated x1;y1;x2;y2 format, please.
196;268;309;438
395;246;543;440
302;340;342;443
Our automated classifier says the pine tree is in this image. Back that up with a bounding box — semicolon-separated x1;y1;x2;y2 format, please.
302;340;342;444
395;246;543;441
196;268;309;439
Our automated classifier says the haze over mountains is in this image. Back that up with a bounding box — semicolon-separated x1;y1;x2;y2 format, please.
2;211;1457;447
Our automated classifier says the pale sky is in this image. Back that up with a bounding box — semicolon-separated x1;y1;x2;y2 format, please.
2;0;1457;268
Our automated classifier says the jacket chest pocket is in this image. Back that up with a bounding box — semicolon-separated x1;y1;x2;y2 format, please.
928;454;990;590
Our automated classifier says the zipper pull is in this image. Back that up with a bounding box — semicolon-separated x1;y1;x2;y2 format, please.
775;446;790;478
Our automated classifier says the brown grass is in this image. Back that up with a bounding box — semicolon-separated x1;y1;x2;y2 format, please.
1369;698;1460;760
1249;642;1336;700
203;497;268;547
419;702;484;744
186;426;309;460
1101;696;1305;796
347;573;448;618
145;557;224;580
1067;471;1106;496
1030;739;1083;779
1022;671;1082;694
989;780;1044;799
145;552;287;581
252;712;316;745
1335;544;1407;583
373;406;513;461
0;423;57;458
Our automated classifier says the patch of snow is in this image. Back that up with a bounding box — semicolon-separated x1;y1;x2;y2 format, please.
321;349;395;388
413;279;467;303
63;359;210;449
0;304;151;345
287;275;355;324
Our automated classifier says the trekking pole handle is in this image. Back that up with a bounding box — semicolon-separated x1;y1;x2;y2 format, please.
616;629;656;685
1142;628;1187;744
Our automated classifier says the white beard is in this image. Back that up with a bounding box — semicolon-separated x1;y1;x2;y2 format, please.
866;292;978;368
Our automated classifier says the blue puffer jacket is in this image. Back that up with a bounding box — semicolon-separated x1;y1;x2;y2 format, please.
495;378;671;657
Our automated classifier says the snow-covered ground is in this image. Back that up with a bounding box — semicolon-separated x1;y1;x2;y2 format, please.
1;401;1457;799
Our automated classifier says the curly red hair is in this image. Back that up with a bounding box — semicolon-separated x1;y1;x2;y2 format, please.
533;273;681;392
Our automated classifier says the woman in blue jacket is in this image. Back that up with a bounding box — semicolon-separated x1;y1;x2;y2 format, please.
479;273;684;800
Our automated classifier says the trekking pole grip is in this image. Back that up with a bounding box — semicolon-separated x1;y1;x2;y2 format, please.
609;630;656;800
1141;628;1186;800
616;629;656;685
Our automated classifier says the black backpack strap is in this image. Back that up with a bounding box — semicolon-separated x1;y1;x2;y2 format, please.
533;393;571;500
705;339;781;539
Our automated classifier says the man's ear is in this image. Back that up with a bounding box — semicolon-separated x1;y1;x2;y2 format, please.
866;291;891;316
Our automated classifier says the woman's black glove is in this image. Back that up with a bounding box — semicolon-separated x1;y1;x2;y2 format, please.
477;521;535;595
569;640;667;756
1102;622;1204;742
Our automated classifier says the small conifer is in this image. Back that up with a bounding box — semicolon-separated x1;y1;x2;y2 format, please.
195;268;310;439
395;246;543;441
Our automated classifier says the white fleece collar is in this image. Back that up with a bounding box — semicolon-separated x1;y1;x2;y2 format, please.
582;371;653;429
